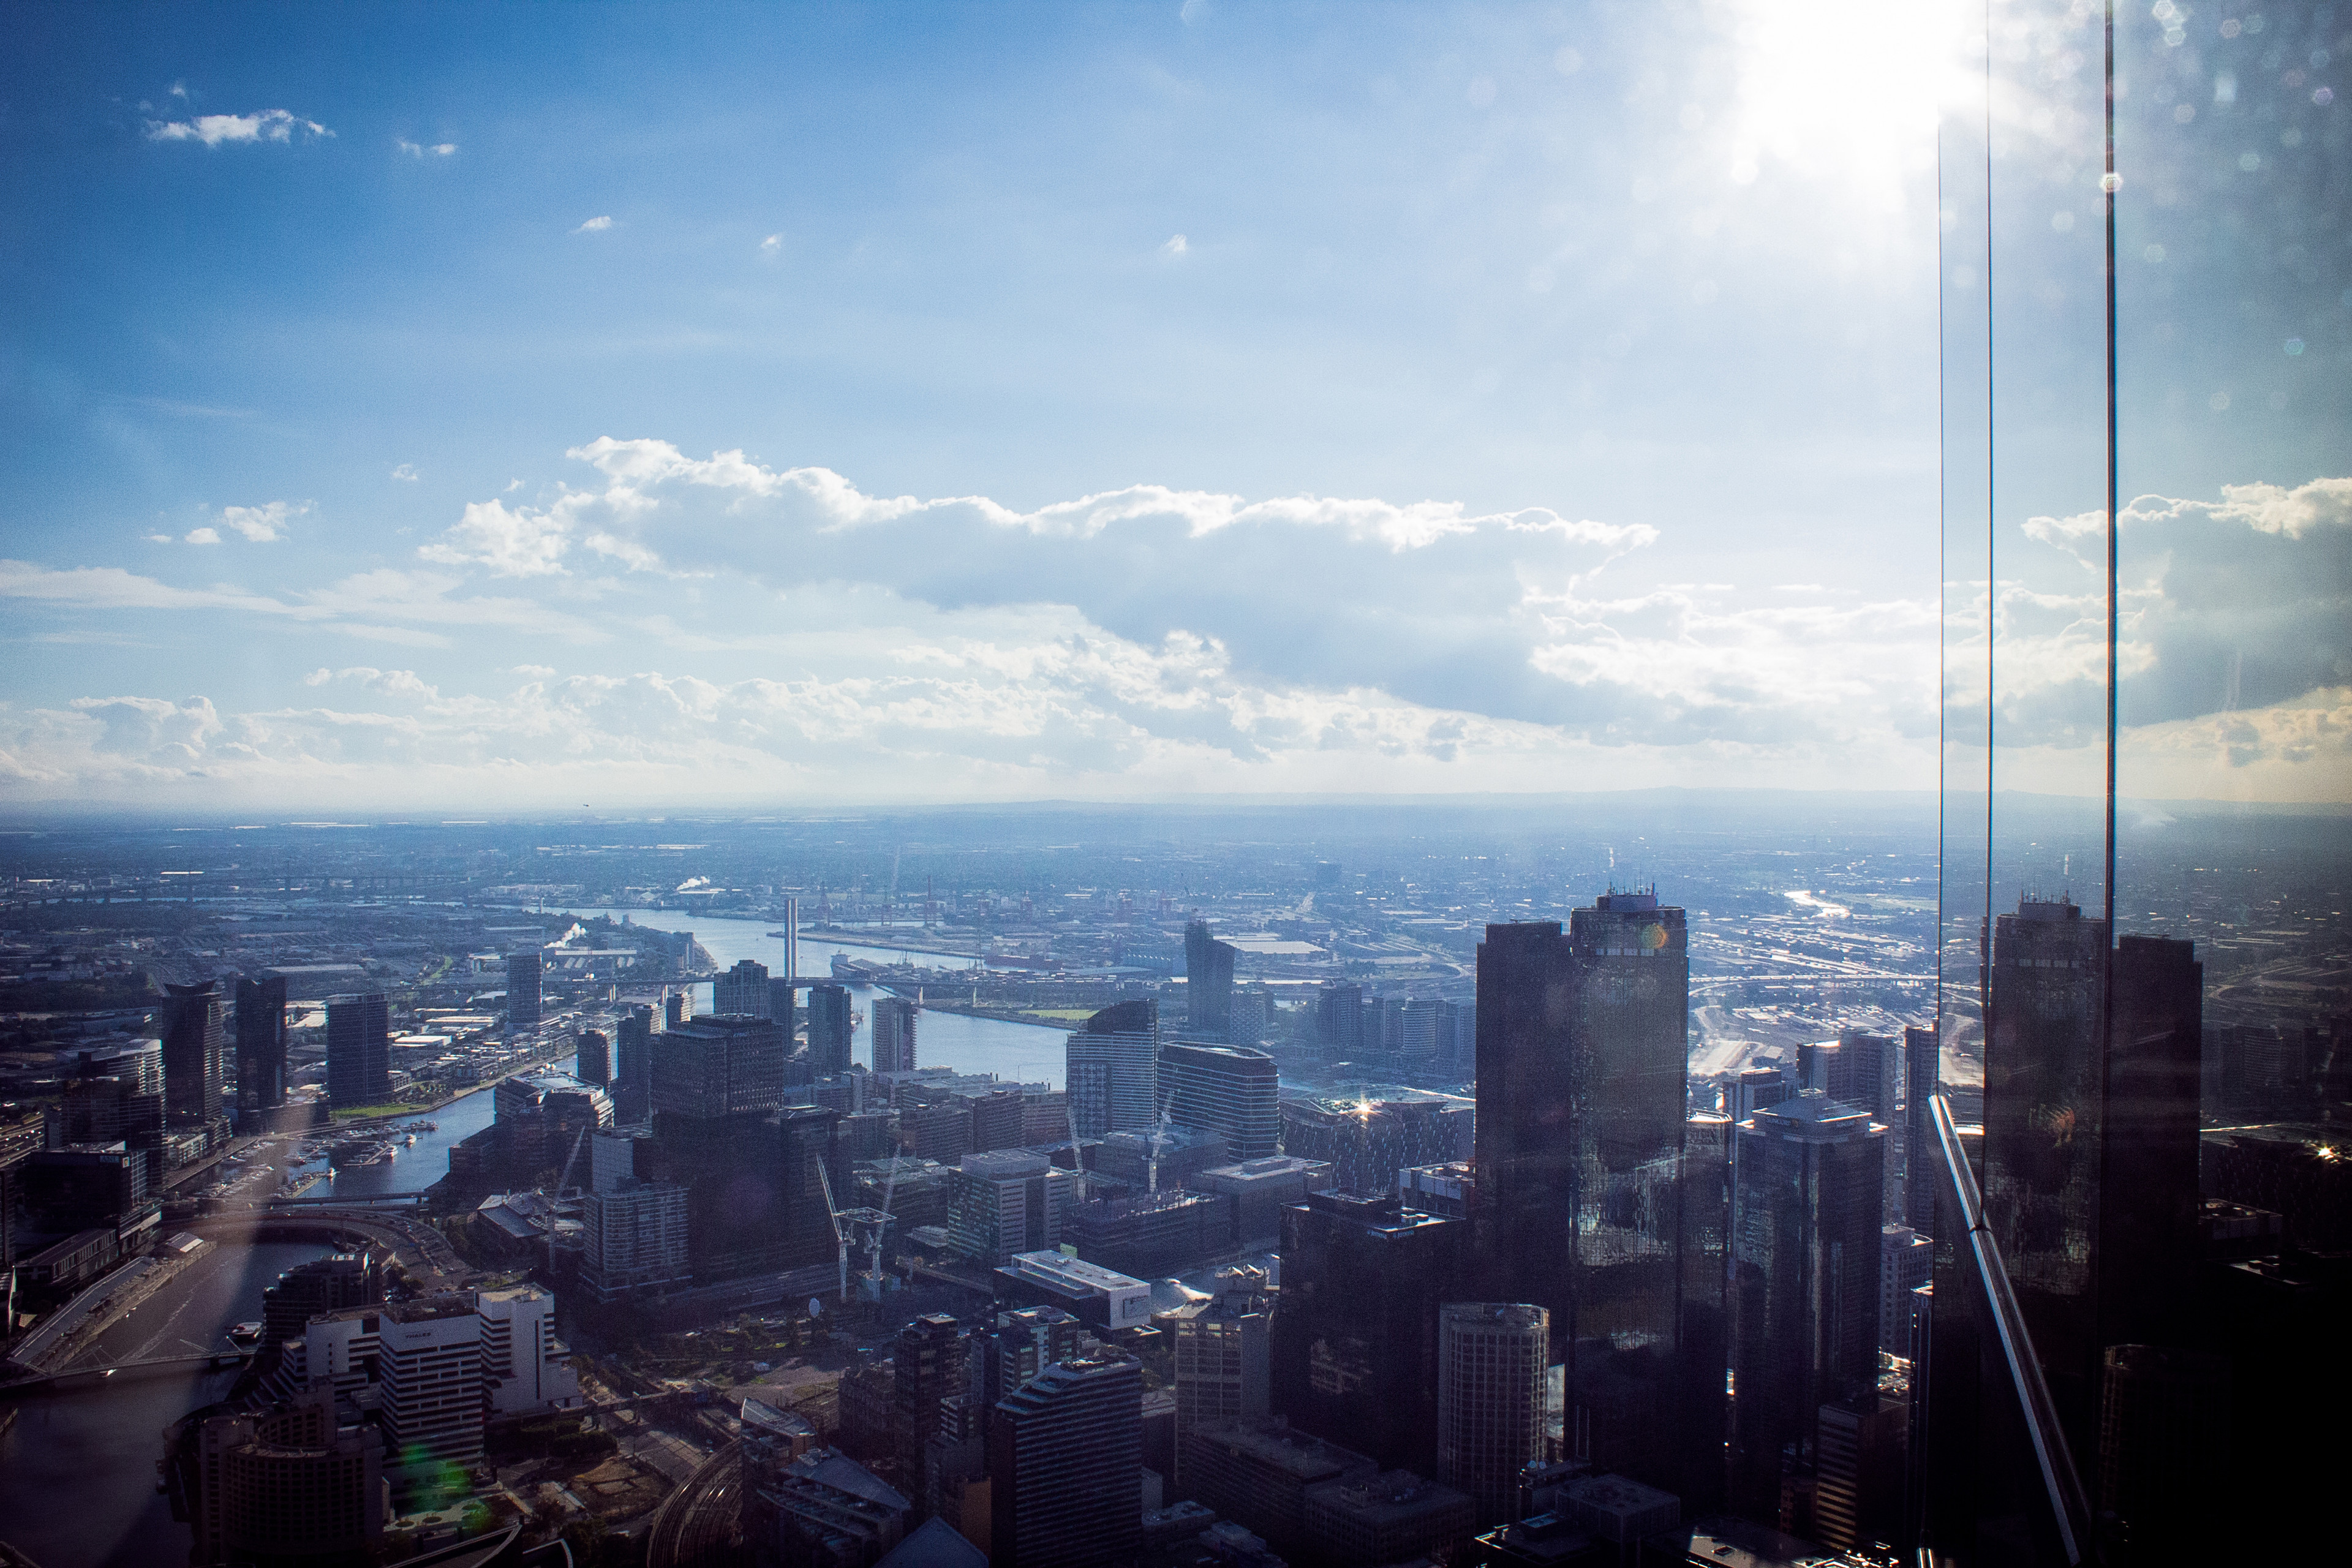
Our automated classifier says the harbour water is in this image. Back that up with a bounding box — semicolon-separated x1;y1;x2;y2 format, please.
560;908;1071;1088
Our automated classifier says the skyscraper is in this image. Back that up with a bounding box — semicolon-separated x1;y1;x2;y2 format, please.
714;957;771;1017
1271;1190;1461;1472
769;977;797;1038
873;996;919;1074
575;1029;610;1088
1066;1000;1158;1139
2097;935;2204;1354
613;1005;654;1124
989;1354;1144;1568
1473;891;1694;1487
775;894;799;982
1437;1302;1550;1525
233;973;288;1117
652;1015;787;1120
1185;920;1238;1042
1902;1025;1939;1236
1980;894;2108;1443
1316;982;1365;1057
1158;1041;1280;1160
325;993;390;1108
807;984;854;1076
161;980;225;1126
507;950;543;1031
895;1314;972;1479
1728;1093;1885;1517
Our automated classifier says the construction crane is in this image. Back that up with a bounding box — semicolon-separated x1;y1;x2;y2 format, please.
816;1151;898;1305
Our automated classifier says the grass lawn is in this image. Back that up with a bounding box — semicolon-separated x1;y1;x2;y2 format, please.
1020;1008;1098;1022
331;1100;428;1120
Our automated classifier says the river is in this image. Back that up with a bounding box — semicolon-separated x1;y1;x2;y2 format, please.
0;1240;333;1568
556;908;1071;1089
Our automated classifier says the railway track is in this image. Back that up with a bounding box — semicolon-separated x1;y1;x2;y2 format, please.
644;1440;744;1567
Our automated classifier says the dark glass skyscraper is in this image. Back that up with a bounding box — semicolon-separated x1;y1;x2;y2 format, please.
1158;1041;1279;1160
1474;891;1697;1487
162;979;225;1126
326;992;389;1108
1066;1000;1157;1139
1902;1025;1939;1237
506;949;543;1031
1980;895;2108;1443
613;1005;654;1124
575;1029;610;1088
807;984;854;1076
989;1354;1143;1568
1728;1093;1885;1518
1270;1189;1461;1473
233;972;288;1116
1184;919;1237;1041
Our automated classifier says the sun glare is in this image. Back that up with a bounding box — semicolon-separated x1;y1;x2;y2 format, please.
1724;0;1968;209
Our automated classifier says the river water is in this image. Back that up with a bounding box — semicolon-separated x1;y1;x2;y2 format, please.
0;1240;332;1568
557;908;1071;1089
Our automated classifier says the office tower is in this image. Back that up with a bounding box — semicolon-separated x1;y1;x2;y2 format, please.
808;984;854;1076
1186;920;1238;1041
477;1285;579;1415
1228;982;1269;1048
1272;1191;1461;1472
1278;1095;1464;1195
715;957;771;1017
167;1382;383;1568
652;1015;787;1118
2097;935;2204;1352
575;1028;610;1087
895;1314;972;1479
1679;1109;1734;1510
775;895;799;981
966;1085;1025;1153
1474;892;1692;1488
986;1305;1088;1408
379;1295;488;1483
1303;1470;1477;1566
582;1177;690;1301
873;996;919;1074
1166;1283;1275;1471
665;990;688;1028
73;1038;162;1096
325;992;390;1107
1438;1303;1550;1524
769;976;797;1038
1814;1395;1907;1553
232;973;288;1115
507;949;543;1031
260;1251;384;1344
1196;1155;1334;1242
1880;1224;1932;1355
1316;983;1365;1056
161;979;225;1125
1159;1041;1280;1160
46;1072;165;1193
613;1005;655;1123
903;1099;974;1164
17;1142;151;1241
775;1106;848;1270
747;1448;910;1564
1729;1093;1885;1517
1902;1025;1939;1235
946;1150;1079;1266
1180;1418;1379;1562
2095;1344;2229;1559
1067;1000;1158;1139
989;1354;1144;1568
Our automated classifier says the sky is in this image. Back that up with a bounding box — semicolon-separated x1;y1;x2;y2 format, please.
1;1;2342;812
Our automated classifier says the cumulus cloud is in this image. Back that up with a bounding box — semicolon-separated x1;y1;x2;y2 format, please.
396;138;458;157
1163;233;1189;257
145;108;331;146
219;500;306;541
392;464;420;482
184;527;222;545
760;233;783;255
1948;474;2350;752
573;215;614;234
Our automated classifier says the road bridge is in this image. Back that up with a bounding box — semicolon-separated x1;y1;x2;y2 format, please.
1;1349;251;1398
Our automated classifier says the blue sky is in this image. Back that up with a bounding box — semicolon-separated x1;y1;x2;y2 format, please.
1;2;2341;810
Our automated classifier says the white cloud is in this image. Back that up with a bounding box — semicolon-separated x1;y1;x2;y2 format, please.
1163;233;1189;257
145;108;332;146
760;233;783;255
573;215;614;234
184;527;222;545
396;138;458;157
392;464;420;482
219;500;306;541
417;496;592;577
